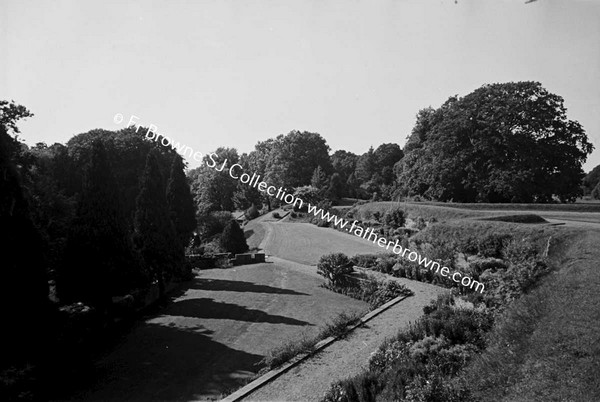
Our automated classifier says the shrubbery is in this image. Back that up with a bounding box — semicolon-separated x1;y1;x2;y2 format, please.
350;253;380;268
219;220;248;255
324;294;493;402
383;208;406;228
317;253;353;286
244;204;259;220
324;276;413;309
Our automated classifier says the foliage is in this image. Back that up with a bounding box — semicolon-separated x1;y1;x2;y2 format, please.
331;150;358;197
398;82;594;202
166;155;196;249
317;253;353;286
272;212;281;219
133;149;181;298
351;254;380;268
592;181;600;200
0;104;50;368
324;296;493;402
476;233;512;258
60;140;143;308
245;204;260;220
311;165;328;191
220;220;248;254
254;130;332;189
382;208;406;228
202;211;233;239
293;185;322;209
326;172;344;200
583;164;600;195
233;179;262;210
188;147;239;219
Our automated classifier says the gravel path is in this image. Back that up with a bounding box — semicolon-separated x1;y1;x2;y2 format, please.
243;279;447;402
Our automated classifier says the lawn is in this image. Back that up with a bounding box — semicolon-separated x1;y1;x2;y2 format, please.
66;262;368;401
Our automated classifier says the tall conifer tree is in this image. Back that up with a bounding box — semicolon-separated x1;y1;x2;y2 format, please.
134;149;180;298
166;155;196;249
59;140;138;309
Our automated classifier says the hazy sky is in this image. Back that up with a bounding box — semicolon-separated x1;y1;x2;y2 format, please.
2;0;600;170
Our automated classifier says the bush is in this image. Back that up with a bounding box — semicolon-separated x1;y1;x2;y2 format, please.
383;208;406;228
219;220;248;254
502;238;539;264
317;253;353;286
272;212;281;219
477;233;512;258
202;211;233;239
317;220;330;227
351;254;379;268
245;204;259;220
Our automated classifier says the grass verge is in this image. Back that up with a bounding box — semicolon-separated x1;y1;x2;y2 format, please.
257;310;364;372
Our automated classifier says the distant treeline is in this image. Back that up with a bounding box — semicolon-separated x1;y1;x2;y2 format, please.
189;81;596;230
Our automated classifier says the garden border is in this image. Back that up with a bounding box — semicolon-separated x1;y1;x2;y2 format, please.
219;293;410;402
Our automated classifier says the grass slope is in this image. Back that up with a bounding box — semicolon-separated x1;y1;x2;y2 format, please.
463;229;600;401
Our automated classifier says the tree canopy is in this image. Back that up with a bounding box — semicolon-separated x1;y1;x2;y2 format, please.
397;82;593;202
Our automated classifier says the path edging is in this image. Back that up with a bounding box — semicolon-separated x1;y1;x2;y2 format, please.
219;293;410;402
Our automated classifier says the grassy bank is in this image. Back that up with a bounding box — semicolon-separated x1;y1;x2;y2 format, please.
321;220;592;401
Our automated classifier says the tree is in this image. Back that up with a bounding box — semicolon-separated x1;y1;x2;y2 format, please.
383;208;406;228
220;220;248;254
311;165;328;191
265;131;332;188
134;149;181;300
0;102;50;365
326;172;344;200
293;185;322;208
233;179;262;210
583;164;600;195
166;155;196;249
331;150;358;182
373;143;403;185
60;140;140;308
67;126;176;225
189;147;239;218
592;182;600;200
398;82;594;202
355;146;377;183
317;253;353;287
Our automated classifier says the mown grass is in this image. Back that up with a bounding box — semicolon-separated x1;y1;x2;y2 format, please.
413;200;600;212
460;229;600;401
258;310;365;371
340;201;488;221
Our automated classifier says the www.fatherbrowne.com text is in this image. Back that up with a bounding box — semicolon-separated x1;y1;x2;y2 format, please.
115;113;484;293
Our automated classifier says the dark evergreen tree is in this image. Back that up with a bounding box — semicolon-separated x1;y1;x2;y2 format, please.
220;220;248;254
326;172;344;200
166;155;196;249
134;149;181;298
59;140;140;309
0;104;50;366
311;165;328;192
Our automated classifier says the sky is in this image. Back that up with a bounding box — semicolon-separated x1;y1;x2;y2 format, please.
2;0;600;171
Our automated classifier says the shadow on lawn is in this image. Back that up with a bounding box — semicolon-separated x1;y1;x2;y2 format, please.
192;278;309;295
64;322;265;401
165;297;313;326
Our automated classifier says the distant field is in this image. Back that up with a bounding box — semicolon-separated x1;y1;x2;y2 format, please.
412;201;600;213
337;201;487;221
